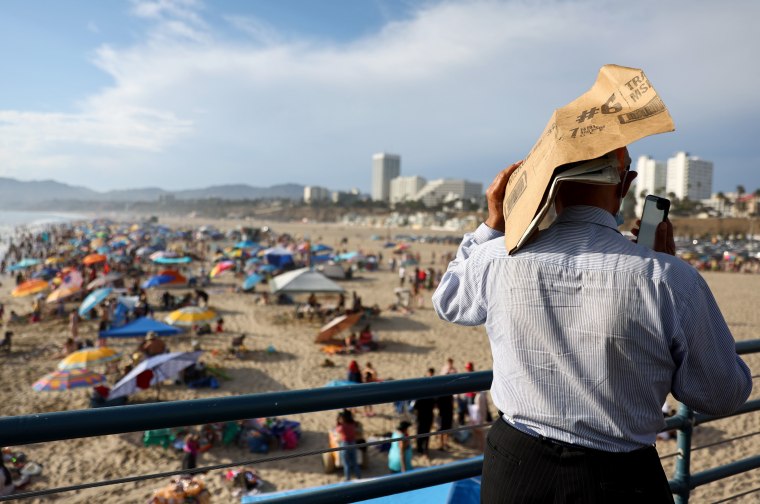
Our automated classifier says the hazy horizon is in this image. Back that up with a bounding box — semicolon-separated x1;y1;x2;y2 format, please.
1;0;759;193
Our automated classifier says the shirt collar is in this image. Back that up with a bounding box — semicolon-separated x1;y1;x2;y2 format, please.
554;205;620;233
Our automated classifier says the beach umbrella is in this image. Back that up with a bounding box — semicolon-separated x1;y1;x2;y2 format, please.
108;351;202;399
210;260;235;278
311;244;333;253
32;267;59;280
57;347;122;371
245;257;262;268
87;272;123;290
242;273;263;291
12;279;50;297
46;285;81;304
316;312;362;343
45;257;65;265
165;306;218;327
257;264;277;274
153;256;192;265
60;269;84;288
157;270;187;284
142;274;175;289
83;253;107;266
32;369;106;391
8;258;41;271
78;287;113;316
335;251;365;263
149;250;177;261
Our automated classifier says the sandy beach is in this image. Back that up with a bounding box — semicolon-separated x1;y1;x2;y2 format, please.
2;217;760;503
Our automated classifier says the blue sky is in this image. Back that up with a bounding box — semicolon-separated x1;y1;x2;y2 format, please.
0;0;758;194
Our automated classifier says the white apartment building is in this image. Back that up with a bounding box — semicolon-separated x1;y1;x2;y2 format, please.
414;179;483;207
634;155;668;215
389;176;427;204
666;151;713;201
371;153;401;202
303;186;331;203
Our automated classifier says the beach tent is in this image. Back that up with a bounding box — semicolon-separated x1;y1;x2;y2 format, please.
263;247;295;268
99;317;183;338
317;263;346;280
269;268;344;295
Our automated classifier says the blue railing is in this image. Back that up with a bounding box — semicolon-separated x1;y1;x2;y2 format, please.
2;340;760;502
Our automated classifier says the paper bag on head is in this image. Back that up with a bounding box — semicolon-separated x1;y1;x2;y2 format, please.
503;64;675;254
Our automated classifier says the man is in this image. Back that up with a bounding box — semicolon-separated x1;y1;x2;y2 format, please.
432;148;751;503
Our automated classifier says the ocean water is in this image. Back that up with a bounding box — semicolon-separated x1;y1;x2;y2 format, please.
0;210;87;258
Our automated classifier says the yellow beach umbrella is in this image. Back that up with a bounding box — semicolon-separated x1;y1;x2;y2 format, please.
46;285;81;304
165;306;218;327
45;257;65;265
58;347;122;371
12;279;50;297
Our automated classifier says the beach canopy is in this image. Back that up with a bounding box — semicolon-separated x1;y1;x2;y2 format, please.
78;287;113;316
165;306;217;327
99;317;183;338
32;369;106;392
269;268;344;295
108;351;202;399
58;347;121;371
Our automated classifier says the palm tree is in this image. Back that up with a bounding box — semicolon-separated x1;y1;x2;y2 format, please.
737;185;747;215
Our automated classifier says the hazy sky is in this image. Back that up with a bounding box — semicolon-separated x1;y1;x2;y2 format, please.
1;0;758;193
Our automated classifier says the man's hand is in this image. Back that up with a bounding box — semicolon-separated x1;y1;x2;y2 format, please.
631;219;676;256
485;161;523;232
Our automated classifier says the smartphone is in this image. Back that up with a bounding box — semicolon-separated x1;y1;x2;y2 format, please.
637;195;670;249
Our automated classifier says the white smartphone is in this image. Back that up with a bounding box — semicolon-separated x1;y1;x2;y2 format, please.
637;195;670;249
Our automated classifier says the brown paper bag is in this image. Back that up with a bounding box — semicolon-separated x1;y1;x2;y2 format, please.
503;64;675;254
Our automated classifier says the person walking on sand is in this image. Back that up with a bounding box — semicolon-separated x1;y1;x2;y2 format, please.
68;309;80;341
336;410;361;481
433;150;751;503
182;433;201;471
412;368;437;457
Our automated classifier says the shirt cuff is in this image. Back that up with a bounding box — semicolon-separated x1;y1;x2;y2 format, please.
473;223;503;244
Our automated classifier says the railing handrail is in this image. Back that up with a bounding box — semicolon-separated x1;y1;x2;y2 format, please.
1;371;492;446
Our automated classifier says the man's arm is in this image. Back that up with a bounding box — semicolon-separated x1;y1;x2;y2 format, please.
670;273;752;415
432;162;521;325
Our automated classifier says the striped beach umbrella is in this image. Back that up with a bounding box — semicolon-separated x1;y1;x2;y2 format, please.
58;347;122;371
32;369;106;391
165;306;218;327
12;279;50;298
210;260;235;278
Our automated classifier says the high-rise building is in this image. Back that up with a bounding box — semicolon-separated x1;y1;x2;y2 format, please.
666;151;713;201
634;155;668;215
390;176;427;204
371;153;401;202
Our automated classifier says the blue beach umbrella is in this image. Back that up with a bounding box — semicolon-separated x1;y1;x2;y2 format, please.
79;287;113;316
245;257;262;268
32;267;59;280
153;256;192;265
142;275;175;289
242;273;263;291
8;258;41;271
258;264;277;274
311;244;333;253
235;240;260;249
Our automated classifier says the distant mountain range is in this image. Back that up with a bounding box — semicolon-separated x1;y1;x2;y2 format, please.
0;177;306;207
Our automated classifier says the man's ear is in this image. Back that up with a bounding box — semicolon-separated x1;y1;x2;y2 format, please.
622;170;637;197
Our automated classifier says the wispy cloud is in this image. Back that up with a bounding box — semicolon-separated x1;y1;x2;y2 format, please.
1;0;759;191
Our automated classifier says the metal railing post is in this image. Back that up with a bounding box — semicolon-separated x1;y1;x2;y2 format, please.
672;403;694;504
